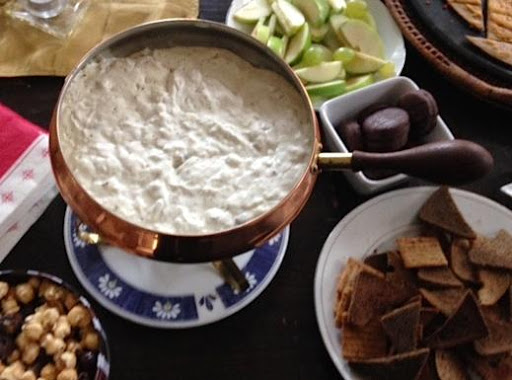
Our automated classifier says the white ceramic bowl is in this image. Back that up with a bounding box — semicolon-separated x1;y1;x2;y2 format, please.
225;0;406;108
318;76;455;195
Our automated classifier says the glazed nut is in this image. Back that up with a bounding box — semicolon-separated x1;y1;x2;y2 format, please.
52;317;70;340
2;297;20;315
65;341;80;354
15;284;35;305
7;350;20;364
20;370;36;380
23;322;44;341
63;294;78;312
81;331;99;351
2;361;25;379
42;285;64;303
56;368;77;380
55;352;76;370
41;308;60;329
0;282;9;299
21;343;39;365
15;332;30;350
66;306;90;328
40;364;57;380
0;364;23;380
27;277;40;290
41;334;65;356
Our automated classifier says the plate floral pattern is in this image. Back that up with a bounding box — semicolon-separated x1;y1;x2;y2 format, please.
64;208;288;328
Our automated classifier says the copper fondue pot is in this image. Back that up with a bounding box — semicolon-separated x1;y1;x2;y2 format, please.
49;19;493;263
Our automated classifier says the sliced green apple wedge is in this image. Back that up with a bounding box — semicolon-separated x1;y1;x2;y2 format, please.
345;0;367;19
294;0;329;27
328;0;346;13
306;79;346;98
295;61;343;83
345;74;374;92
284;23;311;64
234;0;272;24
271;0;305;36
373;61;396;81
339;19;384;58
310;23;329;42
267;35;288;57
344;51;386;74
251;17;271;44
329;13;349;45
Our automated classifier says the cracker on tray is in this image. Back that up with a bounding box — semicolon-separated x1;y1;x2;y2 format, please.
342;318;388;361
424;291;488;348
418;186;476;239
381;301;422;354
469;230;512;270
419;287;467;316
349;348;430;380
450;238;479;283
434;349;468;380
398;237;448;269
477;268;511;306
417;266;463;288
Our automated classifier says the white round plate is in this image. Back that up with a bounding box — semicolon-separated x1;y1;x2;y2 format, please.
64;207;288;328
314;186;512;379
225;0;406;109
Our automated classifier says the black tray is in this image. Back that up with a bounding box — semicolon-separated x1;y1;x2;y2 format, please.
408;0;512;88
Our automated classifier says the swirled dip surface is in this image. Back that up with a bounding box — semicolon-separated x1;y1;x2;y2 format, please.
59;47;311;234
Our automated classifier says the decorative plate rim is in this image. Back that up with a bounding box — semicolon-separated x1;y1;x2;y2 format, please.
64;207;289;329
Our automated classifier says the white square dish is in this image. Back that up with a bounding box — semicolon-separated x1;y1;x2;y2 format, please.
318;76;455;195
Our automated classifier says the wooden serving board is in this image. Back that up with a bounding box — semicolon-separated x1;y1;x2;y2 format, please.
384;0;512;107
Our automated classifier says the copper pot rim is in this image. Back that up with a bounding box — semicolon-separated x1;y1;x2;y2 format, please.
52;19;321;242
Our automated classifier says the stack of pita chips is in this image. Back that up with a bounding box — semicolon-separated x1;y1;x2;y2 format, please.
446;0;512;67
334;186;512;379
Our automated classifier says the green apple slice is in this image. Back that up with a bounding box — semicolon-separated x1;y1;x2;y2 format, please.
344;51;386;74
271;0;305;36
306;80;346;98
295;61;343;83
267;35;288;57
329;13;349;45
284;23;311;64
322;25;341;50
251;17;271;44
328;0;346;13
310;23;329;42
234;0;272;24
361;12;377;30
345;74;374;92
345;0;367;19
301;44;333;66
373;61;396;81
293;0;329;27
267;14;277;36
339;19;384;58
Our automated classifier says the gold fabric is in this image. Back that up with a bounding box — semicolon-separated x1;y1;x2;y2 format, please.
0;0;199;76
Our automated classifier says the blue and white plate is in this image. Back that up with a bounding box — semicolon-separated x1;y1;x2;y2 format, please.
64;207;288;328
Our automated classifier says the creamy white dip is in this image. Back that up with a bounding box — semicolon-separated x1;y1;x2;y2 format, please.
59;47;311;234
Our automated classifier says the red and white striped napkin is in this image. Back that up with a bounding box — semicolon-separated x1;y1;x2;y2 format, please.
0;103;57;260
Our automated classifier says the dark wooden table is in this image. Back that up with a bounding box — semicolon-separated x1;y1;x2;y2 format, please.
1;1;512;379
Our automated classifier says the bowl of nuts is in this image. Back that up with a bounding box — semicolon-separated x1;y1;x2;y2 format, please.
0;270;109;380
319;76;455;195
